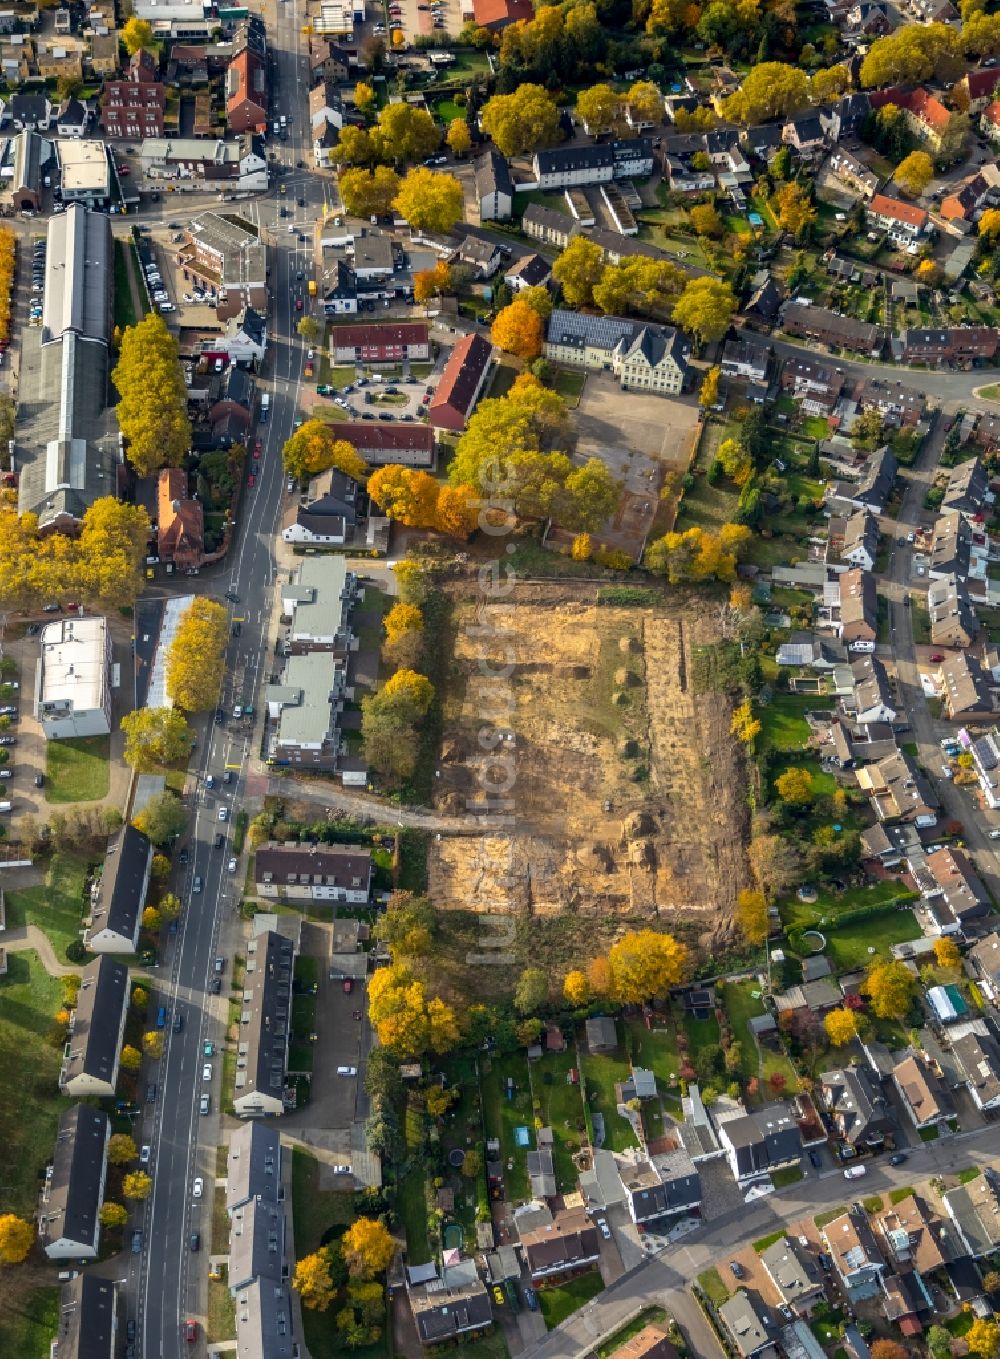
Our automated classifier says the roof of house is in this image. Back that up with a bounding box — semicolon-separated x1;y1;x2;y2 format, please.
475;148;513;200
473;0;534;23
940;651;995;717
942;455;989;516
526;1148;557;1199
41;1104;109;1254
61;955;127;1090
969;931;1000;981
868;193;928;228
330;321;429;349
943;1169;1000;1255
429;332;492;422
718;1291;771;1358
229;1196;285;1289
520;1206;601;1272
158;467;204;561
840;568;878;635
409;1266;494;1343
585;1015;618;1050
88;824;151;946
760;1236;823;1305
227;1120;282;1212
876;1192;955;1273
506;252;551;287
334;421;435;455
545;307;688;370
233;1278;295;1359
821;1065;895;1146
719;1110;801;1175
852;653;894;714
893;1052;949;1123
925;845;989;914
234;930;295;1110
612;1323;680;1359
255;843;372;892
951;1029;1000;1107
55;1274;117;1359
823;1205;885;1278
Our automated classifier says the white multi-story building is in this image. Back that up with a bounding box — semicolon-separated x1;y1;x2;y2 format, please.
36;615;112;739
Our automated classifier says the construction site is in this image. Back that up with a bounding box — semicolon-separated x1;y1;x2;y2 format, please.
427;583;748;950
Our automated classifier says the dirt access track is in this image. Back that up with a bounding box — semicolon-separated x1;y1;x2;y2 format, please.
428;582;747;935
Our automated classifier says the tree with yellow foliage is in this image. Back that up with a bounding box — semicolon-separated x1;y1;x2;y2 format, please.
283;420;368;484
112;312;192;477
571;533;592;562
121;707;193;772
434;484;479;538
645;524;752;584
122;1171;153;1201
491;298;544;360
966;1317;1000;1359
933;937;961;970
0;1214;34;1263
717;437;753;487
915;259;940;284
980;208;1000;240
393;167;464;233
824;1008;859;1047
354;81;375;113
446;118;472;157
699;366;721;409
100;1202;129;1229
165;598;229;713
894;150;934;197
627;80;664;127
730;698;761;745
863;959;916;1020
342;1217;396;1279
775;767;815;806
563;970;590;1007
368;962;458;1055
141;907;162;934
120;1044;142;1071
607;929;688;1003
108;1133;138;1165
143;1030;164;1059
426;1085;457;1117
775;182;817;239
735;888;768;945
122;16;154;54
293;1248;336;1311
339;166;401;218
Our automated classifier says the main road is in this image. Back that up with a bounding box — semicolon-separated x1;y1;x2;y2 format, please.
138;4;325;1354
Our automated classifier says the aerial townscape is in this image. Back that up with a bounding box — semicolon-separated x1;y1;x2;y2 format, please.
11;2;1000;1359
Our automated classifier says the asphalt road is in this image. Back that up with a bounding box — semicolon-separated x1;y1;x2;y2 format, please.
522;1123;1000;1359
138;3;324;1353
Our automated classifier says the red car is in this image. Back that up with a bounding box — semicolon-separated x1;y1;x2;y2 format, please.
295;298;304;311
343;978;353;993
248;473;256;488
929;653;945;662
185;1320;198;1344
118;166;130;176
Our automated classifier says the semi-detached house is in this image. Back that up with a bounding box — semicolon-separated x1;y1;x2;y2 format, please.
233;929;296;1119
84;825;152;954
254;843;372;904
866;193;928;245
39;1105;109;1261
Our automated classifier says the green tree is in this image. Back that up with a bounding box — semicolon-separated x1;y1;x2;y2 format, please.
392;167;464;233
112;313;191;478
120;707;193;771
132;791;187;846
297;315;322;345
860;22;961;87
107;1133;138;1165
513;967;548;1015
724;62;811;123
481;84;561;156
165;597;229;712
283;420;368;483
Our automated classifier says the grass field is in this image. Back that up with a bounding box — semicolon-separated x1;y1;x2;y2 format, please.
0;952;64;1216
550;368;586;406
825;910;922;972
697;1267;729;1306
597;1308;668;1358
5;852;88;959
481;1050;533;1201
538;1271;604;1328
531;1046;588;1191
757;694;815;754
0;1284;59;1359
398;1165;432;1264
579;1044;638;1154
207;1265;236;1343
45;734;110;803
291;1146;354;1254
720;980;799;1097
781;879;917;933
113;238;138;331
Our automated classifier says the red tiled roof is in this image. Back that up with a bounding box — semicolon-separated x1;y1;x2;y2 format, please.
907;87;952;133
869;193;928;228
429;332;492;424
473;0;534;25
329;321;429;348
335;423;435;453
965;68;1000;100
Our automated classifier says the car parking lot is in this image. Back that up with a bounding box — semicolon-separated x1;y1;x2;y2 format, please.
395;0;465;41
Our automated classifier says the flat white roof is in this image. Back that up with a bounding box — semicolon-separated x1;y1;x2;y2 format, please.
57;140;111;194
40;615;107;712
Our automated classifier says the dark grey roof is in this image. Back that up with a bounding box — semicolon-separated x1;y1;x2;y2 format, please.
16;330;117;529
227;1121;282;1212
62;955;128;1089
229;1197;286;1291
535;143;614;174
522;202;574;237
821;1066;896;1146
234;1278;296;1359
234;930;295;1111
222;364;255;409
506;253;551;287
241;307;266;343
951;1030;1000;1107
475;148;512;200
88;824;152;948
56;1274;117;1359
942;456;989;516
255;843;372;891
614;136;653;163
42;1105;109;1255
10;91;50;124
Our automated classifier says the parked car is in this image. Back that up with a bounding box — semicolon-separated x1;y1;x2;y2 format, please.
730;1260;745;1277
192;1177;203;1199
199;1093;210;1114
888;1152;907;1166
140;1144;151;1164
132;1231;143;1254
185;1320;198;1344
146;1083;156;1103
844;1164;867;1179
202;1064;212;1081
190;1232;200;1252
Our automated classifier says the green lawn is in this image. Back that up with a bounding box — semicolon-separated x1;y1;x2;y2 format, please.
486;359;519;400
531;1047;589;1191
445;1330;510;1359
0;1285;59;1359
45;734;110;803
623;1019;684;1101
597;1308;668;1359
113;238;137;331
823;910;922;972
398;1164;432;1264
697;1267;730;1306
0;952;64;1216
481;1050;533;1201
579;1044;638;1154
5;852;89;962
291;1146;354;1255
780;878;918;933
720;980;799;1098
757;694;815;754
550;368;586;406
538;1271;604;1328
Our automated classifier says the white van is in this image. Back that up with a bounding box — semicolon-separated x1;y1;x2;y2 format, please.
0;801;11;812
280;115;287;128
260;393;270;413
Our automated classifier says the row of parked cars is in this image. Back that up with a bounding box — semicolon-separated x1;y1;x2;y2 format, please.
28;236;45;325
143;256;174;313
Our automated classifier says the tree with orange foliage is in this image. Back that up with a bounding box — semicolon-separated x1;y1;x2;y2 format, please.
491;298;544;360
435;484;478;538
413;259;452;304
367;465;440;528
587;956;612;996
